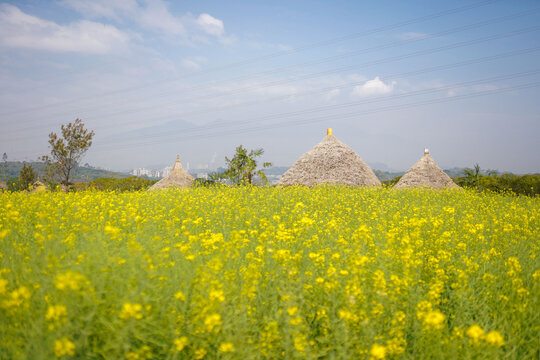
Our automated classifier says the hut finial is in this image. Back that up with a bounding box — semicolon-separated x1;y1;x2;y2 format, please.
424;148;429;155
327;128;333;136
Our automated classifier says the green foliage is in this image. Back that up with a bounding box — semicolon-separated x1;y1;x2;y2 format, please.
193;177;221;187
42;118;95;186
382;175;402;187
224;145;272;185
18;164;37;191
455;173;540;196
1;153;7;183
81;177;157;192
6;177;20;192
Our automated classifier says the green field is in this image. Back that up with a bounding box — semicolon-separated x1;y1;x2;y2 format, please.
1;187;538;359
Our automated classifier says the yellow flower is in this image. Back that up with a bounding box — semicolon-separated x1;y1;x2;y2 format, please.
174;291;186;301
287;306;298;316
294;335;307;352
466;325;485;343
54;337;75;357
54;271;88;291
485;331;505;347
46;304;67;321
204;313;222;333
119;302;143;320
218;342;235;353
194;348;207;359
3;286;31;308
209;289;225;302
370;343;386;359
0;277;7;294
174;336;188;351
422;310;445;331
289;316;302;325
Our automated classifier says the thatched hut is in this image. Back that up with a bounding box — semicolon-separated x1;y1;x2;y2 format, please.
394;149;460;189
148;155;193;191
29;180;47;193
278;129;381;187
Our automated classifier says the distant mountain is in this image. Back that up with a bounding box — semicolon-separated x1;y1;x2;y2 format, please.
0;161;129;183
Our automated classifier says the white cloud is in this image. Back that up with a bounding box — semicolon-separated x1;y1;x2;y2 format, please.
352;77;396;97
196;13;224;37
59;0;138;20
323;88;340;101
181;56;207;70
138;0;185;35
61;0;225;40
0;4;130;54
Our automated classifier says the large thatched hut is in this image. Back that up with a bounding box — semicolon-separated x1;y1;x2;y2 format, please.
278;129;381;187
148;155;193;190
394;149;460;189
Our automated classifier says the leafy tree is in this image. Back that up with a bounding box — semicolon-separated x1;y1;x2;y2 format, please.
224;145;272;185
462;163;481;188
42;118;95;188
18;163;37;190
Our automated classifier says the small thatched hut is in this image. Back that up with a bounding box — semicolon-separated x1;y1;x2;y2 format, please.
29;180;47;193
278;129;381;187
394;149;460;189
148;155;193;191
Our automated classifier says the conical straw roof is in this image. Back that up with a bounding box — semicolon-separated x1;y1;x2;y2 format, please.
394;149;460;189
148;155;194;190
278;129;381;187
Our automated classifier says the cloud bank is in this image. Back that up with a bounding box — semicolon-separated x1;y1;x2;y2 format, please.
0;4;129;54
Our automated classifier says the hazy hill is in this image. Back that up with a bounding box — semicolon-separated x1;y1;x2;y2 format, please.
0;161;129;182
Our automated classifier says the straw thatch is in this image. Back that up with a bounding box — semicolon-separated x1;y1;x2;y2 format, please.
278;131;381;187
394;149;460;189
29;181;47;193
148;155;193;190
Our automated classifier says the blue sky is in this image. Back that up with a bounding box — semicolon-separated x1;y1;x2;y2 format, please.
1;0;539;173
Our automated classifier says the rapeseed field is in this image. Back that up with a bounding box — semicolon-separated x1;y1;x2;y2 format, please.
0;187;538;359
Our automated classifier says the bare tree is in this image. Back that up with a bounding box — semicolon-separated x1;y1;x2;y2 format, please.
42;119;95;188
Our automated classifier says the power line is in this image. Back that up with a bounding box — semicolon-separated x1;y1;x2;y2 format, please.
93;78;540;150
22;7;539;123
8;81;539;159
6;24;540;133
89;46;540;128
0;0;502;116
6;45;540;139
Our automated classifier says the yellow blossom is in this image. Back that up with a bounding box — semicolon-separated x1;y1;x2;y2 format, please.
204;313;222;333
46;304;67;321
174;291;186;301
370;343;386;359
54;337;75;357
218;342;235;353
423;310;446;331
119;302;143;320
466;325;485;343
174;336;189;351
485;331;505;347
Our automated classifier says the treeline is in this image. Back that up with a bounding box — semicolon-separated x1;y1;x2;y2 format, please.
454;173;540;196
73;177;158;191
